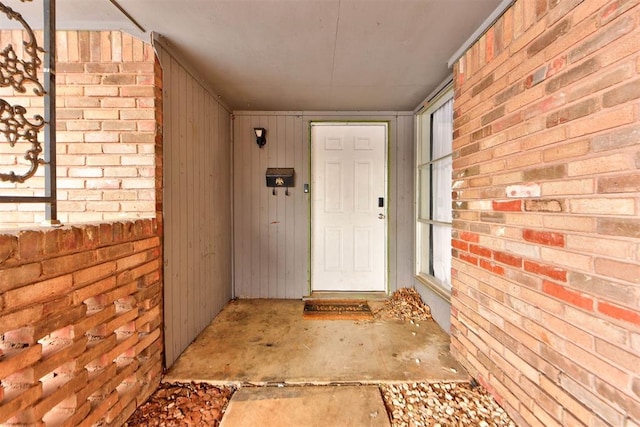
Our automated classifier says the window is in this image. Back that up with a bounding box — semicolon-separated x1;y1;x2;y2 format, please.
416;87;453;295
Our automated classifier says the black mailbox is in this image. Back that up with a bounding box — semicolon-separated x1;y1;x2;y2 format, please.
266;168;294;187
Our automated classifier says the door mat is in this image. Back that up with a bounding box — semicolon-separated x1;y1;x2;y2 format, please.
303;300;373;320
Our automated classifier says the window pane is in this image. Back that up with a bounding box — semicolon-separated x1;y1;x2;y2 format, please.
431;155;452;223
432;223;451;289
418;222;431;277
432;98;453;159
415;88;453;290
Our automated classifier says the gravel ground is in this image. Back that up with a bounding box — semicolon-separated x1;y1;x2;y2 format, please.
125;381;515;426
381;382;515;427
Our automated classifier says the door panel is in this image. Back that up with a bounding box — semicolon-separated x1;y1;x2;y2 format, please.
324;228;343;271
354;227;372;271
325;161;344;212
354;161;372;212
311;123;387;292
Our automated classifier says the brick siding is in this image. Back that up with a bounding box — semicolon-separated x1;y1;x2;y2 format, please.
0;219;162;425
0;31;156;228
450;1;640;426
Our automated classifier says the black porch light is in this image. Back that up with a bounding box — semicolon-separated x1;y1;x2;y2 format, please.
254;127;266;148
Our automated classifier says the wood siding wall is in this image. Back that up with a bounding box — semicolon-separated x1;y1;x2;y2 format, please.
233;112;414;298
156;41;233;367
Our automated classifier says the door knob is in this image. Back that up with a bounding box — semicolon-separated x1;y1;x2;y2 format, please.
378;213;385;219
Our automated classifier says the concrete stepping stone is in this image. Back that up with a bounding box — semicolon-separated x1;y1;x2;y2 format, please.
220;385;391;426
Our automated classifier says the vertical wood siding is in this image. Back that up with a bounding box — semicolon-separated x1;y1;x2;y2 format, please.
233;114;306;298
233;112;414;298
156;44;232;367
393;115;416;289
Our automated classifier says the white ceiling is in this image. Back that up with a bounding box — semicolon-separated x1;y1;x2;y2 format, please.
6;0;502;111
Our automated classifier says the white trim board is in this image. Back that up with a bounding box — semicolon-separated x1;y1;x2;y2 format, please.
233;110;414;117
413;75;454;114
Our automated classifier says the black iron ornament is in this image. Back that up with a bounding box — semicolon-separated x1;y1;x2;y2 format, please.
0;0;46;183
0;2;45;95
0;0;58;225
0;100;45;183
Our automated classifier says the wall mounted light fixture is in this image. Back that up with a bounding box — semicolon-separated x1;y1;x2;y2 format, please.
254;127;266;148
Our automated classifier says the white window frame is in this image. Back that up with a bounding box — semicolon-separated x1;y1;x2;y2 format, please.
415;86;454;300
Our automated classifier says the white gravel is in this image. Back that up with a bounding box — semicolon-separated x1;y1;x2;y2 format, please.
381;382;516;427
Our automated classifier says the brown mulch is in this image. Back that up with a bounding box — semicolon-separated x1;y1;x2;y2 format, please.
372;288;432;322
125;382;234;426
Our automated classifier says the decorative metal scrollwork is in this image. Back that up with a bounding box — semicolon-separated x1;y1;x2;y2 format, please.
0;0;47;183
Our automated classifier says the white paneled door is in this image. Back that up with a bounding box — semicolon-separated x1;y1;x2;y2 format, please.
311;123;387;292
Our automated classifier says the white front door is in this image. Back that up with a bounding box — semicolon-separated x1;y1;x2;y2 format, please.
311;123;387;292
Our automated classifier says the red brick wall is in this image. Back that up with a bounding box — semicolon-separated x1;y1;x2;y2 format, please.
0;219;162;425
451;0;639;425
0;31;156;228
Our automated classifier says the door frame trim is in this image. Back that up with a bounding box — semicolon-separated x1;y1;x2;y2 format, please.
308;121;390;295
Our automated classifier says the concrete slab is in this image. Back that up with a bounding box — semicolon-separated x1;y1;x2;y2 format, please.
165;299;467;385
219;386;390;427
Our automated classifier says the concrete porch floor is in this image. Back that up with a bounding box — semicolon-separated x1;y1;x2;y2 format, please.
164;299;468;385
